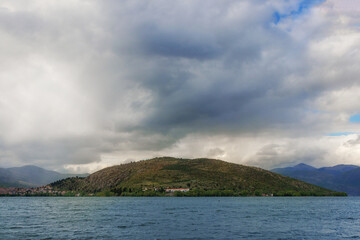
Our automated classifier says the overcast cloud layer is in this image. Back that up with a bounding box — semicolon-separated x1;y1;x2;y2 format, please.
1;0;360;173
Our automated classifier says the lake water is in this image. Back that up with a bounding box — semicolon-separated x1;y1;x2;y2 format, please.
1;197;359;239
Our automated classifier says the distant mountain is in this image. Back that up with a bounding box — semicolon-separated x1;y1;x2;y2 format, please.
0;168;22;187
318;165;359;174
0;165;88;188
50;157;345;196
272;163;360;195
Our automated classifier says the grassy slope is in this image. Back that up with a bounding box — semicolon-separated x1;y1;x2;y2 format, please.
50;157;345;196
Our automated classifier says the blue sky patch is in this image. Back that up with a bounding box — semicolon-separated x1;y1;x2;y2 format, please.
350;114;360;123
273;0;326;24
327;132;356;137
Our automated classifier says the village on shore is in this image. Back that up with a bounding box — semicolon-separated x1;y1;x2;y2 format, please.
0;186;81;197
0;186;193;197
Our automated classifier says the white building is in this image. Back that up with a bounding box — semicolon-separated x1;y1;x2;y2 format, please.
165;188;190;193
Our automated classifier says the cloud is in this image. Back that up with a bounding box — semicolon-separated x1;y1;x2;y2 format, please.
0;0;360;172
345;135;360;146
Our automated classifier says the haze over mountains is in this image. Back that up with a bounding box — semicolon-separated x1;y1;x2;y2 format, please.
0;165;88;188
272;164;360;196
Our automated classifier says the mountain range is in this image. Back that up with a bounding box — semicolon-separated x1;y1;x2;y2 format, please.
50;157;344;196
2;159;358;196
272;163;360;195
0;165;88;188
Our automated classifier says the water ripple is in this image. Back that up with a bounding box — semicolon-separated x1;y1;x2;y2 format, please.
1;197;360;239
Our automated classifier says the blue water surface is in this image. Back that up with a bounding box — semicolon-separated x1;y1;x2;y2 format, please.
0;197;359;239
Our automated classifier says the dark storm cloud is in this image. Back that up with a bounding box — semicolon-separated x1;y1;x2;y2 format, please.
96;1;315;137
136;23;222;59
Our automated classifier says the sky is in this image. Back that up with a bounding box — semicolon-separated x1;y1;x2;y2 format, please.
1;0;360;173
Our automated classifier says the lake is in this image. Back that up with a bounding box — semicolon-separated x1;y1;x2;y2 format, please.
1;197;359;239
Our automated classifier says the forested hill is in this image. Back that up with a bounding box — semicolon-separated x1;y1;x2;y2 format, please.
50;157;346;196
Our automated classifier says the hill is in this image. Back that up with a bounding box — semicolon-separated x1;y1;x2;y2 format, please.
50;157;345;196
0;168;23;187
272;163;360;195
0;165;88;188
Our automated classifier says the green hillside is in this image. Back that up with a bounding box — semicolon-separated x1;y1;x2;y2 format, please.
50;157;346;196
